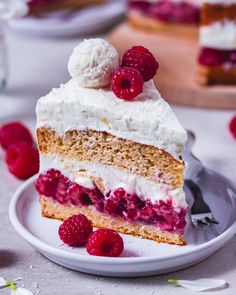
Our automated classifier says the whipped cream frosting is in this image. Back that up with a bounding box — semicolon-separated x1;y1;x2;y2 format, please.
36;79;187;160
40;154;187;209
68;38;119;88
200;21;236;49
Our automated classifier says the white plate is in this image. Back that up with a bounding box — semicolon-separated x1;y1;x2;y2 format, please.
9;169;236;277
9;0;125;37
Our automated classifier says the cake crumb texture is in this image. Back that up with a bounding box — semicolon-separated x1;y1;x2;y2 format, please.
201;3;236;25
197;65;236;85
37;128;185;189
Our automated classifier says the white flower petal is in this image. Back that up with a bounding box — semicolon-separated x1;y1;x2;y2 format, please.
169;279;227;292
0;276;7;287
11;287;34;295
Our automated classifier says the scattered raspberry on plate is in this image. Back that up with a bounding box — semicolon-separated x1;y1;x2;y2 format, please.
87;228;124;257
59;214;93;247
0;121;33;150
6;142;39;180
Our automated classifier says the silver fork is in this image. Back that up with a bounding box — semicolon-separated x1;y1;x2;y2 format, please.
184;131;219;226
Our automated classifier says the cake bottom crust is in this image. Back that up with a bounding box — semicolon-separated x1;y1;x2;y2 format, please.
128;14;198;38
197;65;236;85
40;195;186;246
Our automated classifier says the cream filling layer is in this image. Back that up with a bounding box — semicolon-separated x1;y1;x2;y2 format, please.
36;80;187;161
40;154;187;209
200;21;236;49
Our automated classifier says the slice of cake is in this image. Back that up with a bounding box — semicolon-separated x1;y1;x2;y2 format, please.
28;0;105;15
35;38;187;246
197;0;236;85
128;0;200;37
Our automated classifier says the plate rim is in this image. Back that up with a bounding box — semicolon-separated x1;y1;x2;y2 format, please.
8;0;125;36
9;173;236;265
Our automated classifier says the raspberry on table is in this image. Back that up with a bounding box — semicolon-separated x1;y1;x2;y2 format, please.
6;142;39;180
87;228;124;257
0;121;33;150
121;46;159;82
111;67;143;100
58;214;93;247
229;115;236;139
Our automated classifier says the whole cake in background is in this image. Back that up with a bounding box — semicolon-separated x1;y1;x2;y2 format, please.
35;38;188;246
197;0;236;85
128;0;200;36
28;0;105;15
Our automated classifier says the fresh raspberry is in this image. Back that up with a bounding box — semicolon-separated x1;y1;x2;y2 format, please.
6;142;39;180
111;67;143;100
35;169;70;204
130;45;152;55
35;169;105;209
58;214;93;247
0;121;33;150
35;169;62;197
229;115;236;139
67;183;93;206
56;176;71;204
87;228;124;257
121;46;159;81
104;188;145;220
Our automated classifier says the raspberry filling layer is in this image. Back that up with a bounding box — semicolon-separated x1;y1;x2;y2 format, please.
35;169;186;234
199;47;236;67
28;0;65;9
128;0;200;25
29;0;53;10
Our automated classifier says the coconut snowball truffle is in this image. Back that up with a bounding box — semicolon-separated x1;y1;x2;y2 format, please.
68;38;120;88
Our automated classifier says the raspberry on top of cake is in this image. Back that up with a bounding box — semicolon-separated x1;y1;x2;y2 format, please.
35;38;188;246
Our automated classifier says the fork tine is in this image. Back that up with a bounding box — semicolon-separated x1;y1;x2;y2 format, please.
206;216;219;224
198;218;210;226
187;179;219;227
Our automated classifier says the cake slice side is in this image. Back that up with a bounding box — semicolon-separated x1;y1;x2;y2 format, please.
35;39;188;246
197;1;236;85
